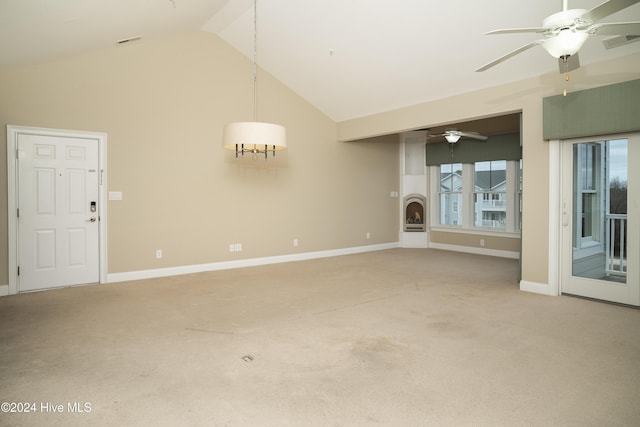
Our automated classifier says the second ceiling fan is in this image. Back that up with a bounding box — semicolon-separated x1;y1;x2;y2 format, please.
428;130;488;144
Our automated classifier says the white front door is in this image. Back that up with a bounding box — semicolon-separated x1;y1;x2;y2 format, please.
17;134;100;292
560;133;640;306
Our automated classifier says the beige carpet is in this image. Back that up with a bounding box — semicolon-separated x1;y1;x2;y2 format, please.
1;248;639;426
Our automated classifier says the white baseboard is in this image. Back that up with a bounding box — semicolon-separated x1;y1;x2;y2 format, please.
107;242;400;283
428;242;520;259
0;284;8;297
520;280;558;296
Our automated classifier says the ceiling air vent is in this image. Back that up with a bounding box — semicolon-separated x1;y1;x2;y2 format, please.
603;35;640;50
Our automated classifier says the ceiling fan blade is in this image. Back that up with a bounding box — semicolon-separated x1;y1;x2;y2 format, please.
476;39;545;72
580;0;640;24
456;131;488;141
602;33;640;48
558;53;581;73
485;27;548;35
588;21;640;35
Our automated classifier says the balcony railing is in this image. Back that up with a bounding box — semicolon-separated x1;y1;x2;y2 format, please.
478;219;506;228
476;199;507;209
606;214;627;277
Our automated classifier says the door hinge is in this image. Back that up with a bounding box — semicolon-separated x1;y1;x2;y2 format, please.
17;266;20;276
17;208;19;218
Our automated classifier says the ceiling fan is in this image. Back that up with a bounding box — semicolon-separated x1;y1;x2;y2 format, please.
428;130;488;144
476;0;640;73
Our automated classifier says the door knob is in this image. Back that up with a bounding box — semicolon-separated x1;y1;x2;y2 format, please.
88;217;97;222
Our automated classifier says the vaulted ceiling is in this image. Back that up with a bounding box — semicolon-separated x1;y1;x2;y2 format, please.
1;0;639;124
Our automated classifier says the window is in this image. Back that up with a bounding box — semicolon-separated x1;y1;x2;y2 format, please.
474;160;506;229
432;160;521;233
573;142;603;247
439;163;462;226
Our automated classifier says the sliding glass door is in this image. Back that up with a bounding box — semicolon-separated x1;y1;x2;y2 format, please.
561;133;639;306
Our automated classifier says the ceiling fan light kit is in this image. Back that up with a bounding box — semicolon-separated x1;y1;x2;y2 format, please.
540;8;590;58
542;29;589;58
445;133;461;143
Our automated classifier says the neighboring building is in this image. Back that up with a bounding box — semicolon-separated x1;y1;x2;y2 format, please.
473;169;507;229
439;168;507;229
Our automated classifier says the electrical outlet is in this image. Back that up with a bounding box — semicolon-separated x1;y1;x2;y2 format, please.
156;249;162;259
293;238;299;247
234;243;242;252
229;244;235;253
366;232;371;240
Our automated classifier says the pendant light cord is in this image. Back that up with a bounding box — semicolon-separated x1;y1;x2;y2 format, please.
253;0;258;122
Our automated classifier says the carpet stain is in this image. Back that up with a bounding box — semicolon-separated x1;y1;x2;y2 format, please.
350;336;408;366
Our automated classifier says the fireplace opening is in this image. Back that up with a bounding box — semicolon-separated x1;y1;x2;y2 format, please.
404;194;426;232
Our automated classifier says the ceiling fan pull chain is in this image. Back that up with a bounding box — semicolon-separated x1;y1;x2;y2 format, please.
563;56;569;96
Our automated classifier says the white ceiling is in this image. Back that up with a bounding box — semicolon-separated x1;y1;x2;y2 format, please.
1;0;639;122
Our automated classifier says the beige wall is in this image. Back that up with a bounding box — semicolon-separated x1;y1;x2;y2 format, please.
429;231;520;253
338;52;640;286
1;30;638;289
0;31;400;279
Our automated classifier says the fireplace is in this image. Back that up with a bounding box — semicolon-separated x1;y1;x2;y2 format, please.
404;194;426;232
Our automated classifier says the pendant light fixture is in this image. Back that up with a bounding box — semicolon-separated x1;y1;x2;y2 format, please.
222;0;286;159
444;133;461;144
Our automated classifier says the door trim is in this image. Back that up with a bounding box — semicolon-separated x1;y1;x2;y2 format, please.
547;139;561;296
6;125;108;295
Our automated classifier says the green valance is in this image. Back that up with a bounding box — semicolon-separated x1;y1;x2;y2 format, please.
425;132;521;166
543;79;640;140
